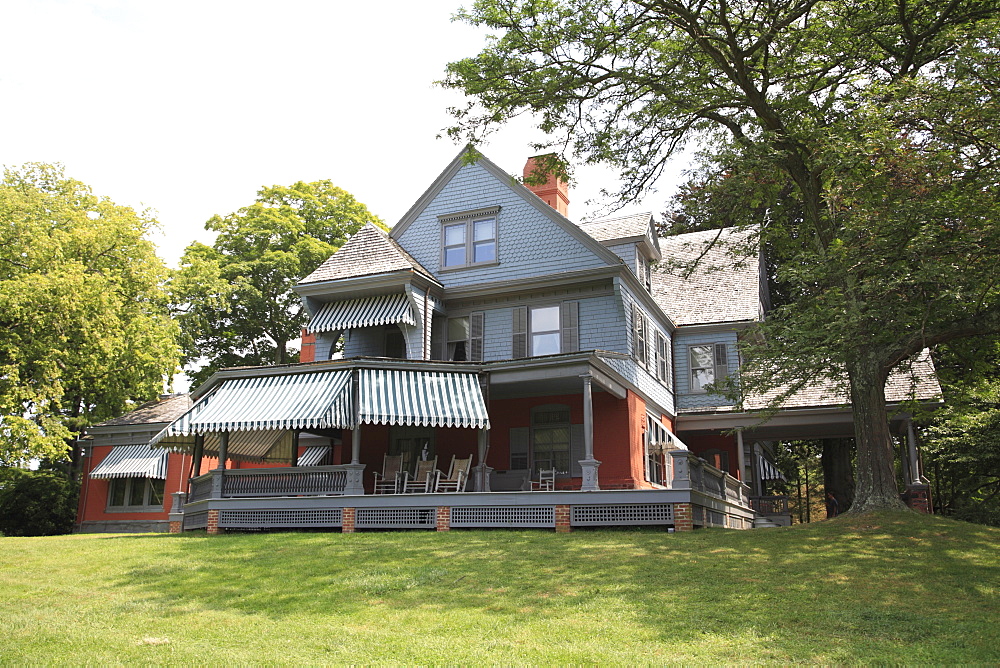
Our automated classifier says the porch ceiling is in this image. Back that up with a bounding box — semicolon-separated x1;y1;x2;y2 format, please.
676;405;917;440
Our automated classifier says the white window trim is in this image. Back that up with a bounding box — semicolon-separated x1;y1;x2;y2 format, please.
689;344;715;394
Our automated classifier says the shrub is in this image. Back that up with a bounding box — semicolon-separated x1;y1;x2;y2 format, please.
0;470;78;536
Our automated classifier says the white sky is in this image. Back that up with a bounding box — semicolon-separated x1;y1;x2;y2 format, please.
1;0;690;269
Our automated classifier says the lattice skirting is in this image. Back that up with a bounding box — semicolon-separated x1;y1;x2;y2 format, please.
183;510;209;530
355;507;436;529
571;503;674;526
450;506;555;527
218;509;343;529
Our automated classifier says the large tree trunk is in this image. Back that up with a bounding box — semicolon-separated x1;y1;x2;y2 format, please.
822;438;855;512
846;355;907;512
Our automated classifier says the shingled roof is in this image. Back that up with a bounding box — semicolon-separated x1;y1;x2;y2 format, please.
652;227;762;326
578;212;652;243
92;393;192;428
298;223;436;285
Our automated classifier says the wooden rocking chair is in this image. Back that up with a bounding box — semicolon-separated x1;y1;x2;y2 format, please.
373;454;404;494
530;468;557;491
433;455;473;493
402;456;438;493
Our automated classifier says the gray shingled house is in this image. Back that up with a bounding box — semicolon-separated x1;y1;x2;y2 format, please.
77;148;939;533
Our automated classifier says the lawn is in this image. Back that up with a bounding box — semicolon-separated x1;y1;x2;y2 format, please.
1;511;997;664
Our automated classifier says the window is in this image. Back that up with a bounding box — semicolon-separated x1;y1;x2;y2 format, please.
632;304;648;367
441;212;498;269
512;302;578;358
645;413;672;485
384;326;405;358
656;332;671;385
689;343;729;393
531;405;571;473
107;477;165;511
635;248;652;292
447;317;469;361
389;426;435;474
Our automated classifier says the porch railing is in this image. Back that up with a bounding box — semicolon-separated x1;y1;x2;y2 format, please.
670;450;750;508
189;473;214;503
750;495;790;515
187;465;351;501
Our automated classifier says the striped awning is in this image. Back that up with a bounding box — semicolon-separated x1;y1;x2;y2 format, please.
358;369;489;429
90;444;168;479
758;455;785;481
308;294;415;334
298;445;332;466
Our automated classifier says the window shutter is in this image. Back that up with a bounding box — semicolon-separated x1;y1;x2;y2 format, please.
470;311;484;361
560;300;579;353
714;342;729;384
512;306;527;358
655;332;666;382
509;427;529;470
665;336;673;386
570;424;584;478
632;303;641;362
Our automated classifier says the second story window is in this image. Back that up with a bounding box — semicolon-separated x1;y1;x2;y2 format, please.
512;302;578;358
689;343;729;393
530;305;560;355
441;211;498;269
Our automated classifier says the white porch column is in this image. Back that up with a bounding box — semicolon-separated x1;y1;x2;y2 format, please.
344;368;365;495
737;429;748;485
579;373;601;491
474;428;493;492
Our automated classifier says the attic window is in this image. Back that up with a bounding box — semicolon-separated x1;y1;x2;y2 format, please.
439;207;500;270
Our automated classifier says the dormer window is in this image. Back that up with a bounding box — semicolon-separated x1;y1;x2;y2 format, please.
439;207;500;270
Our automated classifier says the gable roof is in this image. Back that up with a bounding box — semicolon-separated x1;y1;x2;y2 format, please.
391;146;626;270
298;223;436;285
92;393;193;428
578;212;652;243
652;227;761;326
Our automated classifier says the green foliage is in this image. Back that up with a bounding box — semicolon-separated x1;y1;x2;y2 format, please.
0;513;998;662
0;469;78;536
924;337;1000;525
0;164;179;466
444;0;1000;510
172;181;384;386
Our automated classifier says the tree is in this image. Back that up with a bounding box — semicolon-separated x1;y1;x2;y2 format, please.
0;164;180;468
443;0;1000;512
172;181;384;386
0;469;78;536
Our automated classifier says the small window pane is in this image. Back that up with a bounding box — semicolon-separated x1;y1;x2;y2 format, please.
448;317;469;341
690;345;713;369
473;240;495;263
473;218;495;241
149;479;165;506
444;246;466;267
531;306;560;332
128;478;146;506
109;479;126;506
445;224;465;246
691;368;715;392
532;332;560;356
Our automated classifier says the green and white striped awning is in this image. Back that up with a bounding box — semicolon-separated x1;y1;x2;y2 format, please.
358;369;489;429
90;444;168;479
149;367;488;460
308;294;415;334
297;445;332;466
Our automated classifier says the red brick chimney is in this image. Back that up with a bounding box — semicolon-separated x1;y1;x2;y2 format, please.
523;154;569;216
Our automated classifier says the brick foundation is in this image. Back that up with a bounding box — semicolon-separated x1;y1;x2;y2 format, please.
168;520;182;534
436;506;451;532
555;504;571;533
673;502;693;531
342;507;356;533
904;484;932;514
206;509;221;535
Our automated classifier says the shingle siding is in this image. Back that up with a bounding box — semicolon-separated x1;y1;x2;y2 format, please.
395;163;611;288
674;330;739;410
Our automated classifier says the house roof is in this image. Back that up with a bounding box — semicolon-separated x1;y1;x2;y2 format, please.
718;350;942;413
577;212;652;243
652;227;761;326
92;393;192;428
298;223;436;285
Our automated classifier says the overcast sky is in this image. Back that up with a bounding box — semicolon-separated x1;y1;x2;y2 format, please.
2;0;692;269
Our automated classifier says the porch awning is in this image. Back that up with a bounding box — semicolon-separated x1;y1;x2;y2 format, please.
358;369;489;429
90;444;168;479
297;445;332;466
308;294;415;334
149;366;488;460
758;455;785;481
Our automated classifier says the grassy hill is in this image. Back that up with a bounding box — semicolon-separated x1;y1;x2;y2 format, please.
1;510;997;664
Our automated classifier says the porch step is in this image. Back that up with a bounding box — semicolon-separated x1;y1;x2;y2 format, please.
753;517;780;528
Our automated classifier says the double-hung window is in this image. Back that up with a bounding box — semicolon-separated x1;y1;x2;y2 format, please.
446;313;484;361
107;477;165;511
632;304;648;367
530;305;560;356
512;301;579;358
689;343;729;393
655;332;671;385
440;208;499;269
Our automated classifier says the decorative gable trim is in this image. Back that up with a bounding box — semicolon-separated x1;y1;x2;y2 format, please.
438;206;501;223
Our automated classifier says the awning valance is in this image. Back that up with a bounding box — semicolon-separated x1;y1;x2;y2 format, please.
358;369;489;429
90;444;168;479
150;367;489;460
308;294;415;334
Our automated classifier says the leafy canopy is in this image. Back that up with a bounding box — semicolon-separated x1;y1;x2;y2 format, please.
0;164;179;467
444;0;1000;511
171;180;384;386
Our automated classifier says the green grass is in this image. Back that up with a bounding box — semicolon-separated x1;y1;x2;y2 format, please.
1;511;997;664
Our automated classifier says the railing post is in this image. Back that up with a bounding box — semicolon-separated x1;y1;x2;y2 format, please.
168;491;187;534
210;468;226;499
343;463;365;495
670;450;692;489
